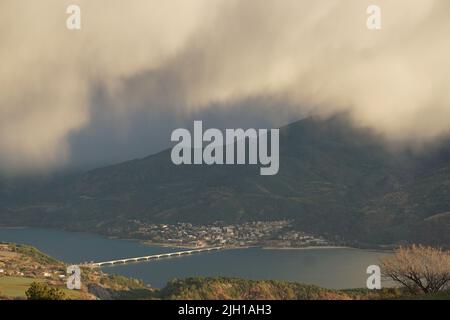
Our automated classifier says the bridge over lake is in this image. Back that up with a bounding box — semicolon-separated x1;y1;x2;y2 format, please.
84;246;224;267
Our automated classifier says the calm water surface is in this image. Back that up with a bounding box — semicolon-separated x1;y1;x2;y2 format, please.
0;227;389;288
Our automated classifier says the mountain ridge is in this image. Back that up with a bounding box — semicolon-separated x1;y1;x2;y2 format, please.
1;115;449;246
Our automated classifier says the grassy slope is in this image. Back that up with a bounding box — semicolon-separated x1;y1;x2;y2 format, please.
0;242;152;300
156;277;450;300
0;276;87;299
3;275;448;300
0;277;43;298
158;277;351;300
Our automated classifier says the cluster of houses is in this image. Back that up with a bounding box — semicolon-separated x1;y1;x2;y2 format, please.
0;243;66;282
123;220;330;248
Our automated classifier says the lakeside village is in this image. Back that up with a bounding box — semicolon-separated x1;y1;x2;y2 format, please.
0;222;331;280
106;220;331;249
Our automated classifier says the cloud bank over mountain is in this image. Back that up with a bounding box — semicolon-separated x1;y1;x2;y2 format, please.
1;0;449;173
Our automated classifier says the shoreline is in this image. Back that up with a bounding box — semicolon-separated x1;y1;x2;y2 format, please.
0;225;395;252
261;245;354;250
140;242;361;251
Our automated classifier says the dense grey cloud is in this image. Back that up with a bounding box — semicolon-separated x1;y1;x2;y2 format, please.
1;0;450;174
67;93;300;169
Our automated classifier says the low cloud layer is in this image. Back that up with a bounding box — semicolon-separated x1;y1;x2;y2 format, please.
1;0;450;174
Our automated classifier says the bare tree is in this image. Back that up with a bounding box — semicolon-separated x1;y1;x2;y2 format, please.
381;245;450;294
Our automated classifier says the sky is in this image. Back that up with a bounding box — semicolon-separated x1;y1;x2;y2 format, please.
1;0;450;175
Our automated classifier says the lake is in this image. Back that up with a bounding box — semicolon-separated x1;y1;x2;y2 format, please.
0;227;390;289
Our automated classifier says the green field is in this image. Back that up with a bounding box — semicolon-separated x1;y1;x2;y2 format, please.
0;276;86;299
0;276;43;298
